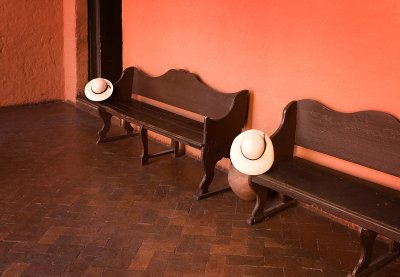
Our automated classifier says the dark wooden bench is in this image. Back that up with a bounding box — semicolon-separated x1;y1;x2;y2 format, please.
77;67;249;200
248;99;400;276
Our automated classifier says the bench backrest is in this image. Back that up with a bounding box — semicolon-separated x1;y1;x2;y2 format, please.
131;67;242;119
295;99;400;177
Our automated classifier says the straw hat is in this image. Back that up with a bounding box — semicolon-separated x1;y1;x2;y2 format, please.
84;78;113;101
230;129;274;175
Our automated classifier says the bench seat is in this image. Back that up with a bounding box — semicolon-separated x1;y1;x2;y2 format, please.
97;98;204;148
252;157;400;242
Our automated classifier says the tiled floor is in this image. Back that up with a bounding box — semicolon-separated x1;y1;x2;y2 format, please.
0;102;399;276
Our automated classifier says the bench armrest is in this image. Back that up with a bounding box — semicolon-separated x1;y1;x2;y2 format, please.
270;101;297;165
203;90;249;158
111;67;135;102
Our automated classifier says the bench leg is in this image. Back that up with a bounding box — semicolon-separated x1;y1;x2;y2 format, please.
140;126;149;166
193;149;230;200
97;108;112;144
247;183;269;224
171;140;185;158
247;183;296;225
97;109;138;144
123;120;134;136
140;129;184;166
350;227;400;276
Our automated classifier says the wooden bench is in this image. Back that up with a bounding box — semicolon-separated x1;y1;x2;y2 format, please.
248;99;400;276
77;67;249;200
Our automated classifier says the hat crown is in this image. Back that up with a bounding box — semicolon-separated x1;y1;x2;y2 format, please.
91;78;108;93
240;132;265;160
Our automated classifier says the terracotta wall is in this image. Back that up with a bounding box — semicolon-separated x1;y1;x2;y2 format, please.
0;0;64;106
64;0;77;103
122;0;400;189
63;0;88;103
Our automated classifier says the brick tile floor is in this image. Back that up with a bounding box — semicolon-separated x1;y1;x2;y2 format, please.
0;102;399;276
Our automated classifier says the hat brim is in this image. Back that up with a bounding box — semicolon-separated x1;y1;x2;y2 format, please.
84;78;113;102
230;129;274;175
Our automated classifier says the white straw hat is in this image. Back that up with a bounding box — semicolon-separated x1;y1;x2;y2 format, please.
230;129;274;175
84;78;113;101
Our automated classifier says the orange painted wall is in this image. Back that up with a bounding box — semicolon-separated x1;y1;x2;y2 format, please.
0;0;64;106
64;0;78;103
64;0;88;103
122;0;400;188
